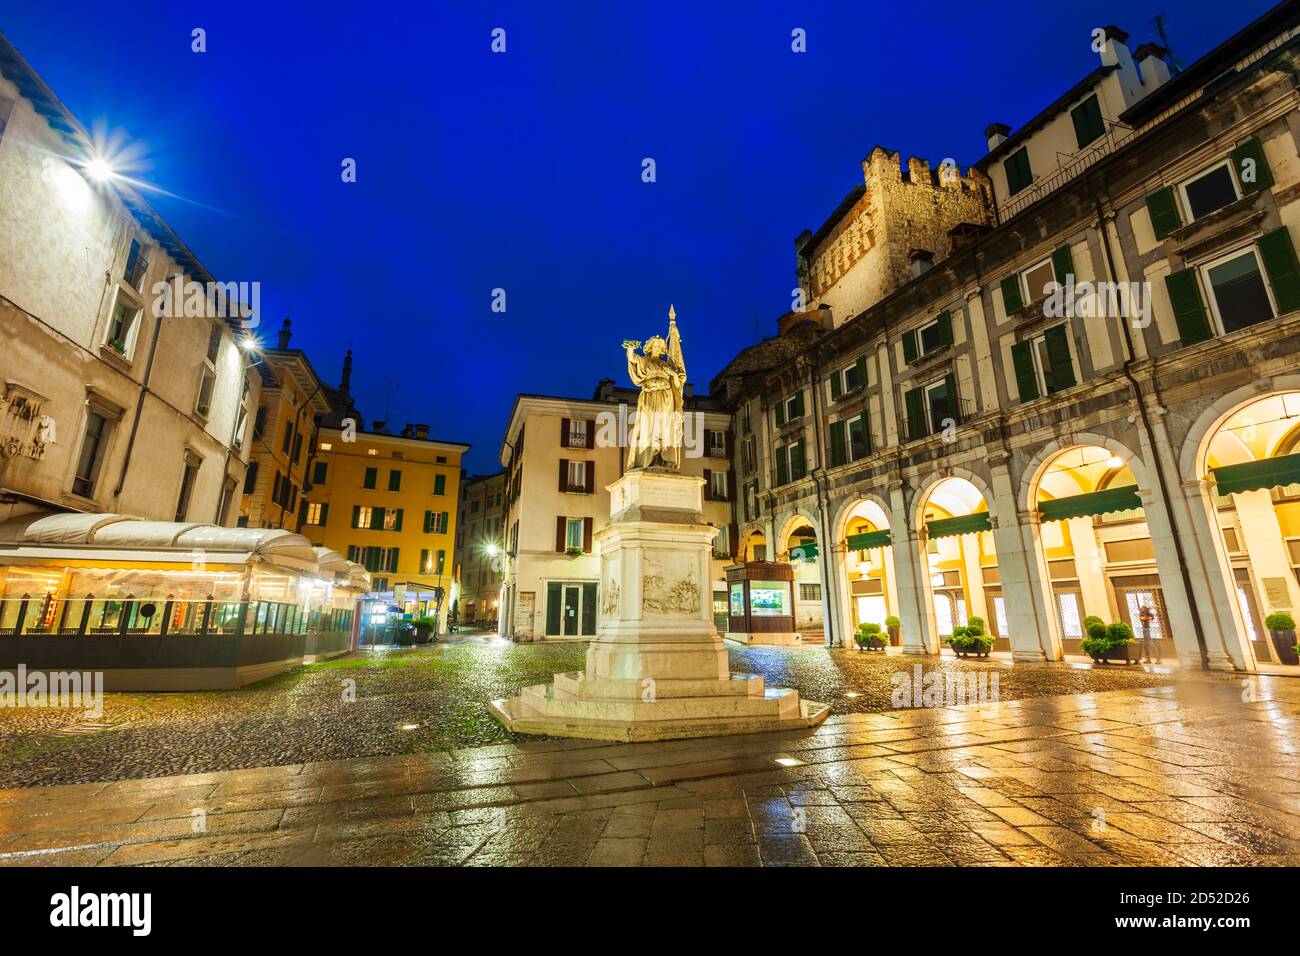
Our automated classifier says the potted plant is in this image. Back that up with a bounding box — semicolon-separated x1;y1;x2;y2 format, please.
1081;620;1136;664
108;338;126;355
854;622;888;651
411;615;438;644
947;616;993;658
1265;612;1298;666
565;546;584;557
885;615;901;646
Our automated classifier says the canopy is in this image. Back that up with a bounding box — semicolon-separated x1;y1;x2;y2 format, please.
926;512;992;540
1212;452;1300;497
1038;484;1142;523
846;529;892;550
789;541;818;561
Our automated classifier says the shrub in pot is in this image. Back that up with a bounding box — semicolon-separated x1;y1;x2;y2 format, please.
855;622;887;651
1081;621;1135;663
411;615;438;644
947;617;993;658
885;615;901;646
1264;612;1298;666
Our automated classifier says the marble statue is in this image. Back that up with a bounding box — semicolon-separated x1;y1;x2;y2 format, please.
623;306;687;471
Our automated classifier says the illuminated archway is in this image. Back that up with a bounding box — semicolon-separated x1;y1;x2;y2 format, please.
777;513;822;639
916;475;999;653
737;525;768;562
1201;392;1300;666
834;497;897;640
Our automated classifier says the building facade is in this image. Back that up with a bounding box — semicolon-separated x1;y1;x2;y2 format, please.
238;319;333;530
0;34;258;526
497;379;736;642
454;471;506;626
298;422;467;628
710;7;1300;672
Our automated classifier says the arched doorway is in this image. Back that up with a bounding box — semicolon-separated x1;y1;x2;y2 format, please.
838;499;897;640
778;515;823;641
737;526;767;562
917;477;1000;652
1202;392;1300;666
1029;444;1170;659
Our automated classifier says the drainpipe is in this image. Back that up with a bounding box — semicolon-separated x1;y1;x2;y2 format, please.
1092;189;1211;669
808;359;838;648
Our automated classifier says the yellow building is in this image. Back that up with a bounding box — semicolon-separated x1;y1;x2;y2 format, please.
299;421;468;629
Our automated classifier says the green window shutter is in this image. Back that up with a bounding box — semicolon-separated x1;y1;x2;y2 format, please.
1165;269;1213;345
388;470;401;491
1258;226;1300;315
790;442;805;479
373;506;385;530
441;511;449;532
420;549;429;573
1146;187;1182;240
829;371;842;400
1051;243;1075;285
853;354;867;386
434;474;446;495
904;387;925;441
1044;324;1077;391
363;467;377;489
423;510;432;533
298;498;307;524
1000;274;1023;314
312;461;327;484
394;508;403;531
793;390;805;418
828;421;846;467
351;505;361;528
320;503;329;526
943;374;958;423
902;329;919;364
1011;341;1039;403
545;582;562;635
436;550;446;575
1231;137;1273;195
935;311;953;347
775;445;789;486
775;402;786;427
1070;94;1105;149
1005;148;1032;195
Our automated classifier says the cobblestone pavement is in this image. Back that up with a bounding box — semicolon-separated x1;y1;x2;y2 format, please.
1;675;1296;867
0;642;1180;788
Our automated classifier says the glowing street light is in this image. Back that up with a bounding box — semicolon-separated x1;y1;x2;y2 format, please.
84;156;116;182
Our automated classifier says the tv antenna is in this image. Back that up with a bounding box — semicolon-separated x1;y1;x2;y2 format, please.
1151;13;1184;74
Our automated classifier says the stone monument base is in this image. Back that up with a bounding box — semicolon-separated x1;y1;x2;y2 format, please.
490;470;829;742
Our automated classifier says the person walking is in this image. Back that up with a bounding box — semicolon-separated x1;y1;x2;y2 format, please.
1138;605;1160;663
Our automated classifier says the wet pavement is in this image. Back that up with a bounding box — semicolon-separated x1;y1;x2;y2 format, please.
0;640;1180;788
1;675;1296;867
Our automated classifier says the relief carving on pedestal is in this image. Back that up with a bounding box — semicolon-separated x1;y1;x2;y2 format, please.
601;579;620;617
641;555;700;617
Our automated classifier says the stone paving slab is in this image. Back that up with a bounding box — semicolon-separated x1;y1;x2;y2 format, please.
0;676;1297;866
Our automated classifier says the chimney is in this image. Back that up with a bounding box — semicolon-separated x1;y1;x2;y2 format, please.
277;317;292;349
909;248;935;279
1134;43;1171;89
414;423;429;440
401;423;414;438
340;350;353;396
1097;25;1131;67
984;123;1011;152
372;420;386;433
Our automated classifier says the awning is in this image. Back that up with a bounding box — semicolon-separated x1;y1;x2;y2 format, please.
1038;484;1142;523
1212;452;1300;496
789;541;818;561
926;513;991;540
846;529;892;550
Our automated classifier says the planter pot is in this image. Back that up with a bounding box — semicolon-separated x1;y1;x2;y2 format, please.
1089;643;1135;664
951;645;990;659
855;638;887;652
1269;629;1299;666
412;624;434;645
888;626;900;647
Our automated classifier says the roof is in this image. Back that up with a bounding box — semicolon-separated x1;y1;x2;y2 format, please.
0;512;367;586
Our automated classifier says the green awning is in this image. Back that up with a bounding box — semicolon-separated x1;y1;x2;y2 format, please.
846;529;892;550
1038;484;1142;523
789;541;818;562
1212;452;1300;497
926;513;991;540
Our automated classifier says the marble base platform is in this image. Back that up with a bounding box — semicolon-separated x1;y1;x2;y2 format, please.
490;471;829;742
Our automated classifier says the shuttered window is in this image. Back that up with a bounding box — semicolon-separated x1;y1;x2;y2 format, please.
1146;186;1182;240
1165;269;1212;345
1259;226;1300;315
828;421;846;467
1000;274;1023;315
1231;137;1273;195
1070;94;1105;149
1005;147;1032;195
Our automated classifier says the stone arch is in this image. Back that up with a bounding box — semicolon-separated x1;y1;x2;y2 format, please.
1019;431;1151;513
1180;374;1300;480
831;492;892;543
911;465;995;530
775;510;821;554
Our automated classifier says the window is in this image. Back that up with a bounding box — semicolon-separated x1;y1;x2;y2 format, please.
195;325;220;417
1056;591;1084;638
923;380;955;435
424;511;448;533
713;525;730;558
847;414;868;460
1004;147;1032;196
175;455;200;521
382;508;401;531
799;583;821;602
774;391;804;427
901;313;952;364
242;461;259;495
363;467;377;489
1181;161;1238;222
1203;248;1276;335
744;482;758;523
828;415;869;467
565;517;584;550
1021;258;1056;306
218;477;237;525
568;460;586;490
420;549;446;575
72;411;111;498
565;419;590;449
708;470;728;500
1070;94;1105;149
318;441;332;451
123;239;150;291
1012;324;1076;401
312;461;327;484
388;469;402;491
829;356;866;399
743;435;756;474
560;458;593;493
232;393;250;451
281;422;293;454
434;474;446;495
774;441;806;485
706;429;726;458
904;376;959;441
355;506;374;529
106;292;142;357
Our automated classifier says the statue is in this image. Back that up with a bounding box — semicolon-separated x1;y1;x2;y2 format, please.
623;305;687;470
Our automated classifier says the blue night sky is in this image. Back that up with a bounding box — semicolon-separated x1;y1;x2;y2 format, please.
2;0;1276;473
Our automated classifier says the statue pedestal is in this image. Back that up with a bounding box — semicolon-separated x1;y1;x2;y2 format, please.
490;471;829;742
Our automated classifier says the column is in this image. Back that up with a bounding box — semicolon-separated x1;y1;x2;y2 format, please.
988;458;1061;661
828;541;853;647
889;481;936;655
